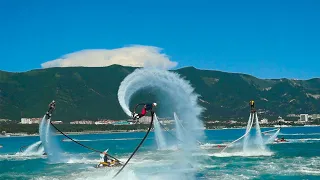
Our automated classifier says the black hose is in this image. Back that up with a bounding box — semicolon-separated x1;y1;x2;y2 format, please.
112;111;155;179
49;121;121;162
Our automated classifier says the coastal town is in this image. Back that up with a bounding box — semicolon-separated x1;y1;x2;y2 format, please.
1;113;319;127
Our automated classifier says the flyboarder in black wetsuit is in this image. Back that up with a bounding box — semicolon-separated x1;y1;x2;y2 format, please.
46;100;56;119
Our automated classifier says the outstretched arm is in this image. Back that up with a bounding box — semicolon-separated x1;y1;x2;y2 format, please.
133;103;146;113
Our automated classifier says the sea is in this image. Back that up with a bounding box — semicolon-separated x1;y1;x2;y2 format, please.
0;126;319;180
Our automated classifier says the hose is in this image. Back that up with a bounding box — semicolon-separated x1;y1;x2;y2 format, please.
49;121;121;162
112;111;155;179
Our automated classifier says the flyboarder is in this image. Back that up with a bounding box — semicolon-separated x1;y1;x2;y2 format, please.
132;102;157;120
249;100;255;113
46;100;56;119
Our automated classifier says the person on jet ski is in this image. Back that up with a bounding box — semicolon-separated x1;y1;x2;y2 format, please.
133;102;157;120
103;151;117;166
46;100;56;118
103;151;110;163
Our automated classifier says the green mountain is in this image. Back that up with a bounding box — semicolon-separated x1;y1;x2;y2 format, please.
0;65;319;121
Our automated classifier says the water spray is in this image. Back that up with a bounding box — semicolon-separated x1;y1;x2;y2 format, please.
117;68;205;178
221;113;254;153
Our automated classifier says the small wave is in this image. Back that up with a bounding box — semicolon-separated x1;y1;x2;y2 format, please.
278;133;320;136
0;153;46;161
66;158;101;164
209;150;274;157
271;138;320;144
200;143;228;150
295;138;320;141
62;138;148;142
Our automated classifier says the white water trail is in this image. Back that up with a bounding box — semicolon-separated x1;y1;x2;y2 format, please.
221;113;254;153
117;68;205;179
22;141;43;155
153;114;167;150
243;113;252;151
254;113;265;150
174;112;184;143
265;128;281;144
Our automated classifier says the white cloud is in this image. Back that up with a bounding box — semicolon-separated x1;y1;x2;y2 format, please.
41;45;178;70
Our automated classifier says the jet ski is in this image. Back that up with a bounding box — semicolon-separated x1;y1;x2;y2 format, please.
95;149;122;168
274;137;288;143
96;160;122;168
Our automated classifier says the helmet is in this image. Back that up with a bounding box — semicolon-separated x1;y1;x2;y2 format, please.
153;103;157;106
52;100;55;103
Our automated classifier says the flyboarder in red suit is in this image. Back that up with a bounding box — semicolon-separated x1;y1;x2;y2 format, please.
133;102;157;120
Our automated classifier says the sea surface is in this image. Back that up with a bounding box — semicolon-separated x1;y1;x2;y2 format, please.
0;127;319;180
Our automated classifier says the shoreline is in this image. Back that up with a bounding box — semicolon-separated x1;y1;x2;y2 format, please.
1;125;319;138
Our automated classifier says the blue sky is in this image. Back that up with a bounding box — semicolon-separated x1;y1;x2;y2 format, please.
0;0;319;79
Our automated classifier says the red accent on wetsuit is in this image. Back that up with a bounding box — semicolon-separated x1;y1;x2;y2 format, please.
141;108;147;115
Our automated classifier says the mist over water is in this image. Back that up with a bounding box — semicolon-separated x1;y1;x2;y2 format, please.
117;68;205;178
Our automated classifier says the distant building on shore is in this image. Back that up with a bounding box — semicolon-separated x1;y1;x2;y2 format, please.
287;114;299;117
300;114;309;122
138;116;152;124
70;120;93;124
20;118;41;124
113;121;132;125
51;121;63;124
95;120;116;125
260;118;268;124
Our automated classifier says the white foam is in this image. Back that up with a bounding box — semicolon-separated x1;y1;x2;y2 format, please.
62;138;149;142
209;150;274;157
0;153;46;161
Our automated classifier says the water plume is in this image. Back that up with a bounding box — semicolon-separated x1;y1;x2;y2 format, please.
117;68;205;178
153;114;167;150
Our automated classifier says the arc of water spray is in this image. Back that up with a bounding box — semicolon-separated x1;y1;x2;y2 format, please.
220;113;254;153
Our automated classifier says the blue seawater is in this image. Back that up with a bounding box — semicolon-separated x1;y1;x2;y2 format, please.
0;127;319;180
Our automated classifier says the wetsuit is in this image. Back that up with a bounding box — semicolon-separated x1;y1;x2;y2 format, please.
104;154;109;163
136;103;154;118
46;101;56;118
249;101;255;110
